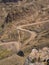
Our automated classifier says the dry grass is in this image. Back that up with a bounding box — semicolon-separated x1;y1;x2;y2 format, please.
0;0;49;65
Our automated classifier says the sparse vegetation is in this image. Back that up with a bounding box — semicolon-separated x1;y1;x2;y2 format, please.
31;58;36;63
0;46;13;60
0;0;49;65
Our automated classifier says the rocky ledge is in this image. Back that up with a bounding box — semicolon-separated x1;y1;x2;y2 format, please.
24;47;49;65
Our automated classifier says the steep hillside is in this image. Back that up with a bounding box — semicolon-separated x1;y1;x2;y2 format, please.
0;0;49;65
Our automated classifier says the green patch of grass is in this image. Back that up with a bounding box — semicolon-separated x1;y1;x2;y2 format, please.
0;49;12;60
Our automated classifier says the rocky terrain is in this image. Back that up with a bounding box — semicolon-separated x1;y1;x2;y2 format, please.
0;0;49;65
24;47;49;65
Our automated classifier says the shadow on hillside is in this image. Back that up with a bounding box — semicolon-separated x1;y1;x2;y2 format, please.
0;0;23;3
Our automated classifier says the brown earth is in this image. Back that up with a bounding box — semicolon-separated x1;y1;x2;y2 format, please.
0;0;49;65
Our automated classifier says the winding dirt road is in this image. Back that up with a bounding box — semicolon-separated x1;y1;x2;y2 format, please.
0;20;49;47
16;20;49;46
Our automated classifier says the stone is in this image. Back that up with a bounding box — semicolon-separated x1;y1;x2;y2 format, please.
17;50;24;57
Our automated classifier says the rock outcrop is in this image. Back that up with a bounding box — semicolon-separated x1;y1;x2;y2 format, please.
24;47;49;65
